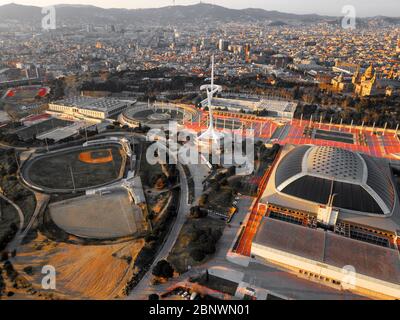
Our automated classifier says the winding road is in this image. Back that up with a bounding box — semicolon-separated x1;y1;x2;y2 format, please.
4;192;50;252
128;141;191;299
0;192;24;232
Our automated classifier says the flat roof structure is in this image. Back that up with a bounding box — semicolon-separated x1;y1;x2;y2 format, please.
52;97;127;112
257;99;297;118
252;218;400;298
208;97;297;120
49;96;135;120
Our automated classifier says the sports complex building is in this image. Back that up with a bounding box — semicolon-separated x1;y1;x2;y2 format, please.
250;144;400;299
48;96;136;120
119;102;199;129
203;97;297;120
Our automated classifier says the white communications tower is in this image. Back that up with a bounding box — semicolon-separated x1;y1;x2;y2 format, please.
198;55;223;142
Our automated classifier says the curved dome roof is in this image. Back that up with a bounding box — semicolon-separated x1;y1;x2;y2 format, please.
275;146;395;215
307;147;364;182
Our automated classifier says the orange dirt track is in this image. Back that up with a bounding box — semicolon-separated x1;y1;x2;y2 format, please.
78;149;113;164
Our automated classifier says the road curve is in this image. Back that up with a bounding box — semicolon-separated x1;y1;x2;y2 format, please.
128;142;190;300
0;192;25;248
13;192;50;250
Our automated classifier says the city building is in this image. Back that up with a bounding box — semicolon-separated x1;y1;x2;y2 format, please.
207;97;297;120
48;96;136;120
218;39;230;52
331;73;353;93
353;65;400;97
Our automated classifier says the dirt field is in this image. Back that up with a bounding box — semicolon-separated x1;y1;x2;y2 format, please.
26;145;125;191
49;189;147;239
11;233;145;299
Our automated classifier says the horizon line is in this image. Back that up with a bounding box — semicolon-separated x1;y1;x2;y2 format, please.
1;1;400;18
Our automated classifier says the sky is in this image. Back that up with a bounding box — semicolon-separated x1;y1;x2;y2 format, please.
0;0;399;17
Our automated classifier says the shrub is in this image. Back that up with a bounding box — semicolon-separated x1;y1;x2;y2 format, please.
0;252;8;262
135;244;157;269
201;242;216;255
211;229;223;241
190;206;208;219
149;294;160;300
190;249;205;262
23;266;34;276
152;260;174;279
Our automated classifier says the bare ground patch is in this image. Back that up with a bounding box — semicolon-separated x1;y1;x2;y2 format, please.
11;233;144;299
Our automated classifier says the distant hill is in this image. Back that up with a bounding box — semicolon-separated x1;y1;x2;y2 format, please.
0;3;333;26
0;3;41;22
0;3;398;26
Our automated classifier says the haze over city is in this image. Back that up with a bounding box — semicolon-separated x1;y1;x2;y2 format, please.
0;0;399;17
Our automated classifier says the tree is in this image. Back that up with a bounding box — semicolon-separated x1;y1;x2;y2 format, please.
0;251;8;262
231;179;242;191
148;294;160;300
210;181;221;192
201;242;216;255
190;249;205;262
152;260;174;279
198;194;209;207
190;206;208;219
227;166;236;176
211;229;223;241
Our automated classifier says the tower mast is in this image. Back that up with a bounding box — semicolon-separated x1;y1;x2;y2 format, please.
199;55;223;141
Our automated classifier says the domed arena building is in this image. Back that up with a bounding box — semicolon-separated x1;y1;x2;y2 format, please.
251;144;400;299
274;145;395;216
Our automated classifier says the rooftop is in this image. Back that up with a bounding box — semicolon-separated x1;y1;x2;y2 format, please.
274;145;396;215
52;96;128;112
253;218;400;285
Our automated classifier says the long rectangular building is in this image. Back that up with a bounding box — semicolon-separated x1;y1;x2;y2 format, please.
48;96;136;120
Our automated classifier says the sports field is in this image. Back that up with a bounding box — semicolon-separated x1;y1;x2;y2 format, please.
25;145;126;192
2;86;49;101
